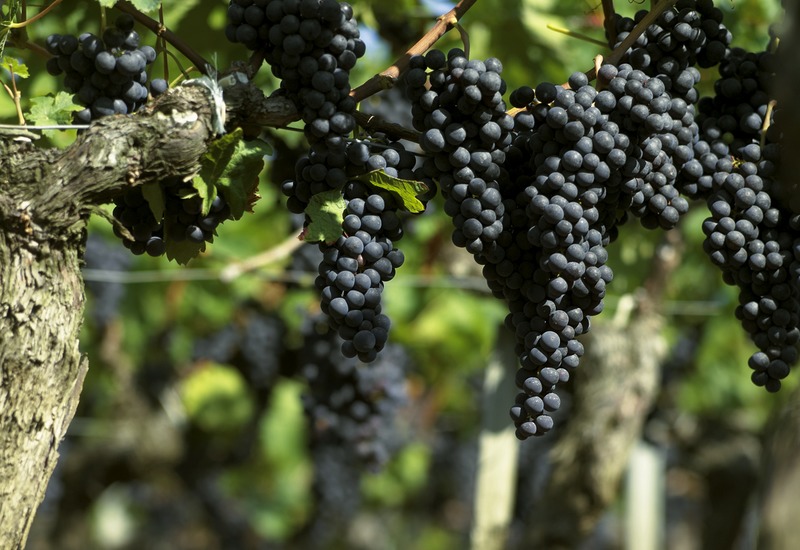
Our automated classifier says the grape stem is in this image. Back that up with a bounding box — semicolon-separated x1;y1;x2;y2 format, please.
546;24;609;48
5;31;49;58
455;22;470;58
589;0;678;79
349;0;479;103
219;234;305;283
761;99;777;149
352;110;421;143
114;0;210;77
1;64;25;125
159;3;168;82
7;0;63;29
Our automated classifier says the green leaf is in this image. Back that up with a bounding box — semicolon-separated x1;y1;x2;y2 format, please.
201;129;271;219
199;130;241;187
130;0;163;11
191;174;216;216
94;0;158;10
1;56;28;78
304;189;346;244
140;182;165;221
164;217;206;265
359;170;428;213
27;92;83;125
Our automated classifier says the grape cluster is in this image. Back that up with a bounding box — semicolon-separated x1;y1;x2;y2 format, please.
608;0;731;100
221;0;795;435
226;0;365;212
293;0;795;437
702;151;799;392
111;184;232;256
303;444;363;547
315;180;406;361
45;14;168;123
403;48;514;257
227;1;424;362
226;0;363;90
606;2;731;204
689;33;798;391
501;79;634;439
43;15;222;261
295;316;410;469
399;41;705;437
596;63;695;230
697;46;777;154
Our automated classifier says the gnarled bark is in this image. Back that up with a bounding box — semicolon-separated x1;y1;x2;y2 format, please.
0;84;218;549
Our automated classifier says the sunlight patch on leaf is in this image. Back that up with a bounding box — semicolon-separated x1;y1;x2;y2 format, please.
304;189;346;244
359;170;428;214
1;56;28;78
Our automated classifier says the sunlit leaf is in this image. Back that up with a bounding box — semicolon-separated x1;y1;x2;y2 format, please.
1;56;28;78
27;92;82;125
359;169;428;214
304;189;346;244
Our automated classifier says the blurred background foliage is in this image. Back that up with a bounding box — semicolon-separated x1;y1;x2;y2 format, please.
1;0;794;548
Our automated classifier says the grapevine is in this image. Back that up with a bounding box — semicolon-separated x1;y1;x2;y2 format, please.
3;0;796;460
40;0;796;437
2;0;798;548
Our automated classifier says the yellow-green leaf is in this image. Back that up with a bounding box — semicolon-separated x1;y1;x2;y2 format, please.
359;170;428;213
1;56;28;78
304;189;346;244
130;0;162;12
191;174;216;216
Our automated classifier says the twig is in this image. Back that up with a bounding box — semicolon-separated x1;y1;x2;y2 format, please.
585;0;678;81
246;49;266;80
114;0;210;76
456;23;470;58
161;47;193;81
99;4;107;35
159;3;168;82
760;99;777;149
2;65;25;125
219;233;305;282
352;110;421;143
7;0;63;28
547;23;609;48
6;33;50;58
350;0;479;103
593;54;605;87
